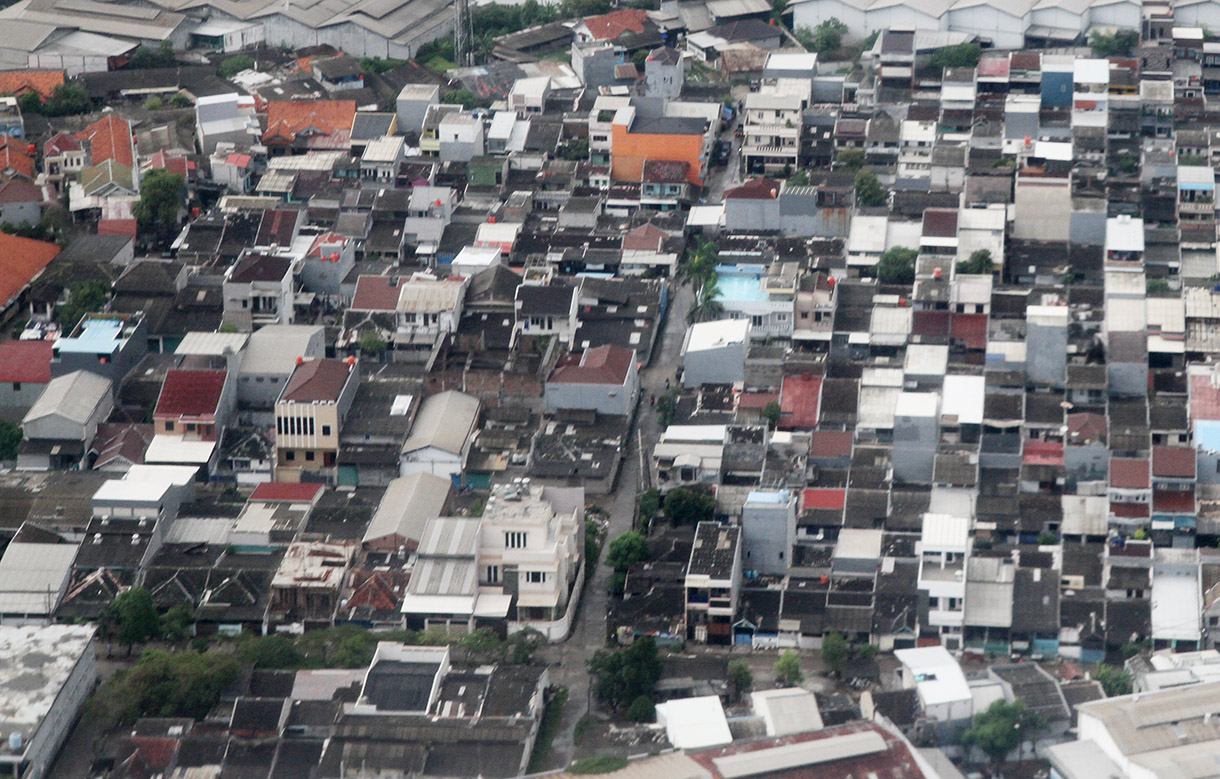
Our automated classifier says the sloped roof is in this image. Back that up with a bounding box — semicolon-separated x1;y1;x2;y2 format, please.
251;482;325;502
24;370;110;425
229;254;292;283
582;8;648;39
155;369;227;418
726;177;780;200
549;344;634;385
76;114;134;167
351;275;401;311
0;141;34;179
0;71;63;101
402;391;479;455
0;340;52;384
263;100;356;144
0;179;43;205
362;472;451;544
280;359;354;403
0;232;59;309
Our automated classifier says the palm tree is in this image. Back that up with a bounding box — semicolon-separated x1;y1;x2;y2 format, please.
676;241;720;290
687;276;725;323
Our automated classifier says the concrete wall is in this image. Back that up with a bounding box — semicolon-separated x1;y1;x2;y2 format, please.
0;200;40;227
545;373;638;417
725;196;780;232
23;637;95;779
741;501;795;576
1027;321;1067;387
683;342;746;386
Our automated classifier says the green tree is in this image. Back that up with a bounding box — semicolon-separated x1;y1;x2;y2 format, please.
134;169;185;242
236;634;305;669
820;631;848;676
444;88;478;109
1090;29;1139;57
507;627;546;664
960;699;1047;767
359;331;388;357
459;627;507;663
787;169;810;186
638;488;661;527
0;421;20;461
774;650;803;687
762;400;782;428
168;92;192;108
663;487;716;526
835;148;866;171
956;248;994;275
17;92;43;115
1147;279;1171;294
159;605;194;644
676;240;719;289
876;247;918;285
606;531;650;572
854;168;888;207
930;43;982;71
109;588;161;654
589;636;664;709
143;96;164;110
218;54;255;79
626;694;656;722
56;280;110;333
127;43;177;70
810;18;848;52
727;659;753;701
562;139;590;162
686;276;725;324
88;650;241;729
359;57;405;73
1096;665;1132;697
42;83;91;117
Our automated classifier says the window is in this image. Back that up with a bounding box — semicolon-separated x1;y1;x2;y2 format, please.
305;451;315;461
486;565;500;584
10;383;18;391
322;425;331;436
526;571;547;583
505;531;527;549
165;421;174;432
286;451;296;461
186;423;196;432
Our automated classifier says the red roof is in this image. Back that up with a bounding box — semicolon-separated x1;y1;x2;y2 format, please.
623;222;667;252
912;310;951;337
583;8;648;40
1023;440;1064;466
1111;457;1150;489
1190;374;1220;421
98;219;138;238
281;358;354;402
155;369;227;419
0;340;51;383
950;313;988;349
737;391;777;410
263;100;356;145
550;344;635;385
76;114;134;168
0;179;43;204
145;150;193;178
44;132;81;156
1067;412;1106;444
809;429;853;458
922;208;958;238
225;152;253;168
688;721;922;779
0;140;34;179
352;275;402;311
725;177;781;200
0;71;63;101
1152;445;1196;479
251;481;325;503
779;374;821;429
0;232;58;308
802;487;846;511
1153;490;1196;514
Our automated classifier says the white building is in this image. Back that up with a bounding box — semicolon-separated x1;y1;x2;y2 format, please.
893;645;973;723
655;695;732;749
681;318;750;387
916;513;970;649
400;390;480;480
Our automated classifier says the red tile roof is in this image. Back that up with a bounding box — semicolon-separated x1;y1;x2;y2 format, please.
263;100;356;145
623;222;667;252
1152;445;1196;479
725;176;781;200
155;369;227;419
0;339;52;383
1067;412;1106;444
922;208;958;238
1190;374;1220;421
98;219;138;238
1111;457;1150;489
0;179;43;204
251;482;324;503
802;487;846;511
351;275;402;311
0;71;64;101
779;374;821;429
44;132;81;157
76;114;134;167
737;391;777;410
583;8;648;40
912;310;950;337
91;423;152;469
281;358;355;403
950;313;988;349
1110;501;1149;518
0;139;34;179
256;208;299;247
810;429;853;458
641;159;690;184
0;232;58;309
550;344;635;385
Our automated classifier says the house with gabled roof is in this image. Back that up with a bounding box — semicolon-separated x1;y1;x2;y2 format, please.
262;100;357;155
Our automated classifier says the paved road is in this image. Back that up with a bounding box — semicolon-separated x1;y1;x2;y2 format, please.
540;281;694;771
